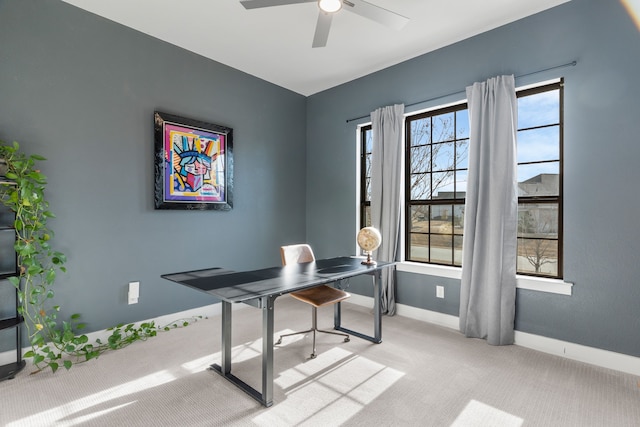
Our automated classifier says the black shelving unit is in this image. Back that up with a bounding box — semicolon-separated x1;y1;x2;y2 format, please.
0;177;25;381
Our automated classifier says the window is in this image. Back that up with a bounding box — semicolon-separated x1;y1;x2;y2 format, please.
360;126;373;228
360;80;563;278
405;104;470;267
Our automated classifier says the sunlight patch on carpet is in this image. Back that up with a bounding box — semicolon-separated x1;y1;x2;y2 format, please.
253;347;405;426
451;400;523;427
7;371;176;427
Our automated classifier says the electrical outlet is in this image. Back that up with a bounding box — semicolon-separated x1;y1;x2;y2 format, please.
436;285;444;299
128;281;140;304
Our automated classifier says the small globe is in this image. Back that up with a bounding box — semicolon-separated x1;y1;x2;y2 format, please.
357;227;381;253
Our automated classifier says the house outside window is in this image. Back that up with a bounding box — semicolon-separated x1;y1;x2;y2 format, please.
360;80;563;279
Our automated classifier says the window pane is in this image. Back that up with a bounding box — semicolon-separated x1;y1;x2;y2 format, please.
410;118;431;145
517;126;559;163
432;112;455;142
365;177;371;201
453;205;465;235
518;90;559;129
363;205;371;228
432;172;453;199
517;238;558;276
430;205;453;234
456;139;469;169
455;170;468;198
364;129;372;153
432;142;455;171
456;109;469;139
518;164;559;196
518;203;559;238
410;173;431;200
409;233;429;262
410;145;431;173
430;234;452;264
454;235;463;266
410;205;429;231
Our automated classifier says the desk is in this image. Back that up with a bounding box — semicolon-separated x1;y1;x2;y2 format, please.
161;256;396;407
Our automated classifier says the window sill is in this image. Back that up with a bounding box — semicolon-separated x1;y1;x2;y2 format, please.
397;262;573;296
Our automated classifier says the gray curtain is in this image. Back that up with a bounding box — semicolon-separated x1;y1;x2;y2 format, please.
370;103;404;315
459;75;518;345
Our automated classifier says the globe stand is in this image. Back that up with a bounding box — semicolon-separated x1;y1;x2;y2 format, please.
361;251;377;266
357;227;382;266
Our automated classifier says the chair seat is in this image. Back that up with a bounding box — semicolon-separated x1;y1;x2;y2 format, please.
290;285;350;308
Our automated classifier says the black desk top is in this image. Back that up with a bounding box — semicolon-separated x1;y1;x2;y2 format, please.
161;256;395;303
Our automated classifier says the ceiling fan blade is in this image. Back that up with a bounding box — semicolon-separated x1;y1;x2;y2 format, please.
342;0;409;31
240;0;316;9
312;12;333;48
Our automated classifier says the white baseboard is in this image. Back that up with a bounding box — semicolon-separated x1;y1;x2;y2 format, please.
4;298;639;377
346;294;640;377
513;331;640;377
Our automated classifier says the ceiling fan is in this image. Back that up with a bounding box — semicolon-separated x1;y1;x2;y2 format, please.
239;0;410;48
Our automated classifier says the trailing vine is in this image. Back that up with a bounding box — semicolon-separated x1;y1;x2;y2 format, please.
1;140;198;373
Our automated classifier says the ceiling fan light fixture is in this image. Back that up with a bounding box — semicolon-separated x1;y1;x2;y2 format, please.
318;0;342;13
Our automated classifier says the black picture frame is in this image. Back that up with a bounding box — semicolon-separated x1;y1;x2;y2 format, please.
154;111;233;211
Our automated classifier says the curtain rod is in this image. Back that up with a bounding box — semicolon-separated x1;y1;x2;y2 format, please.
345;60;578;124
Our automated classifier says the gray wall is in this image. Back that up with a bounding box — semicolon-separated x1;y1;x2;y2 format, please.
0;0;307;335
306;0;640;357
2;0;640;361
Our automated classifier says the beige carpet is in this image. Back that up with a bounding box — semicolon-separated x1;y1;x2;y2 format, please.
1;295;639;426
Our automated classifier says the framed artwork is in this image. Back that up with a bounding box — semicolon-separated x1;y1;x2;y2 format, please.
154;111;233;210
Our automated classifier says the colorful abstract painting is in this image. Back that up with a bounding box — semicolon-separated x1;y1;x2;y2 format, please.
154;112;233;210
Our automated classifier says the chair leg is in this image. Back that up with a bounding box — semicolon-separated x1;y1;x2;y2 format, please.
276;327;314;345
276;305;350;359
311;306;317;359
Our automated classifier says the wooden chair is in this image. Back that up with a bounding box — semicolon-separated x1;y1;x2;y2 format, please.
276;244;350;359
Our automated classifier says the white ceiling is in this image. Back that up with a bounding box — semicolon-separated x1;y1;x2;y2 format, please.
61;0;570;96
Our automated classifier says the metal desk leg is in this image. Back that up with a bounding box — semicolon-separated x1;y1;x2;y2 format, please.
261;295;275;406
221;300;232;374
334;270;383;344
372;270;382;342
210;297;275;407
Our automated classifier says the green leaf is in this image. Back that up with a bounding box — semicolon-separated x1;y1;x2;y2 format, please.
49;362;59;373
24;350;35;358
86;351;99;361
64;360;73;370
